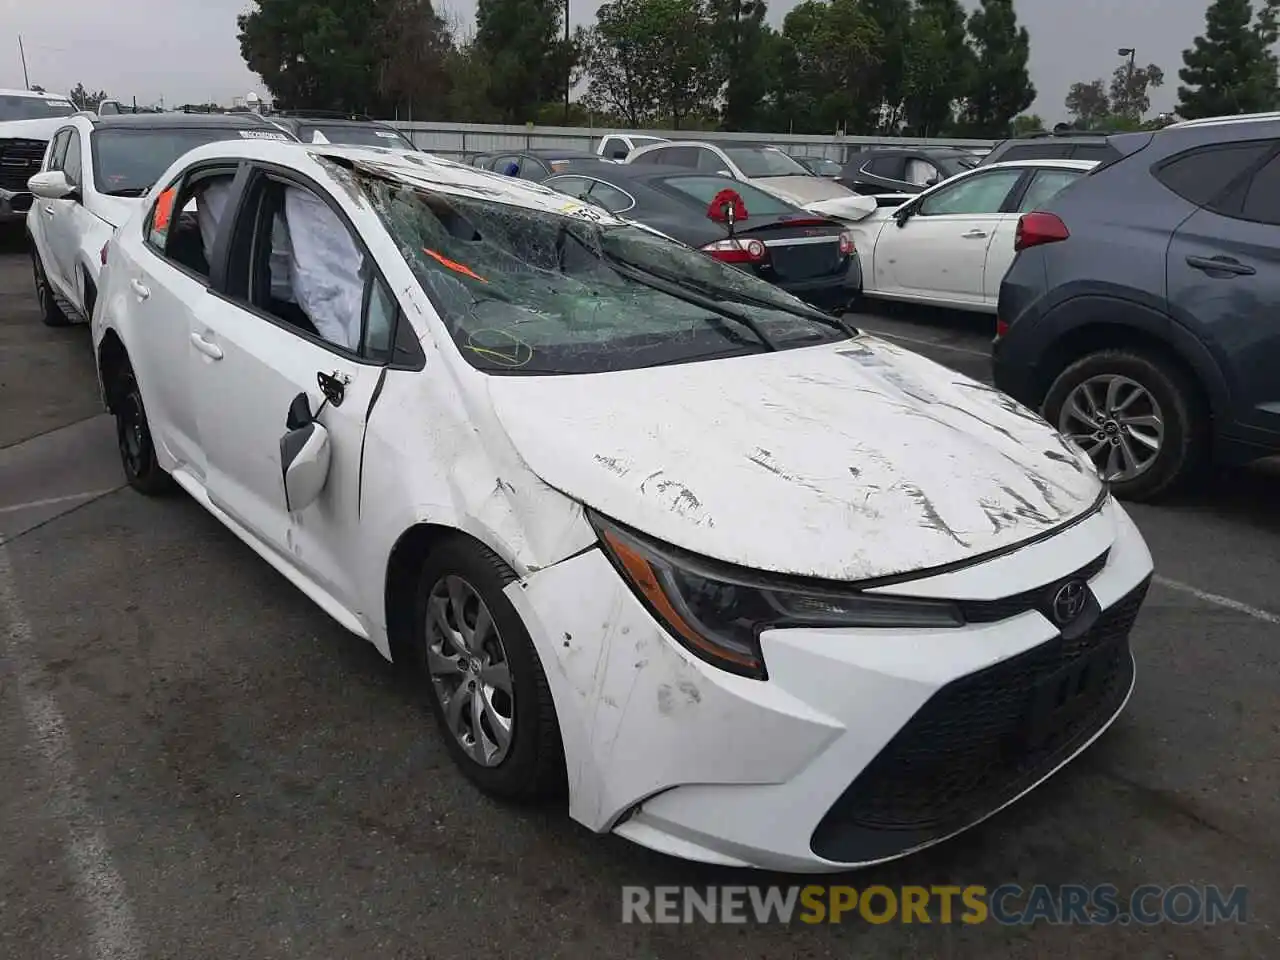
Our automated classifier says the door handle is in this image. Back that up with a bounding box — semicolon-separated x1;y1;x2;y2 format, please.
190;332;224;360
962;230;989;239
129;278;150;300
42;204;55;217
1185;254;1255;276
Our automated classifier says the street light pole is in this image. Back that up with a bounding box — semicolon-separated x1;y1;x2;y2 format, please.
1118;47;1136;119
18;35;30;90
563;0;570;124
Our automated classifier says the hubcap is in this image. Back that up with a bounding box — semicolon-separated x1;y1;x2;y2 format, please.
1059;374;1165;483
424;575;515;767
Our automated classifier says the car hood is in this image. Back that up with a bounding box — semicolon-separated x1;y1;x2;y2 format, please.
750;176;877;221
486;337;1104;582
0;116;65;143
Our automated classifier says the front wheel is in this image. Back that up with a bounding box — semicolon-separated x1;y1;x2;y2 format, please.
31;249;70;327
411;536;565;802
1043;349;1208;502
112;361;174;496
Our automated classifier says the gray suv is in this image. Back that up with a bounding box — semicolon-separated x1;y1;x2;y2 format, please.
994;114;1280;501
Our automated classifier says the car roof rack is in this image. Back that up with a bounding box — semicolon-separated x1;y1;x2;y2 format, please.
1165;110;1280;129
271;109;379;122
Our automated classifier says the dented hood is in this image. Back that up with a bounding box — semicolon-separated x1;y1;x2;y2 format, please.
750;175;878;221
486;337;1104;582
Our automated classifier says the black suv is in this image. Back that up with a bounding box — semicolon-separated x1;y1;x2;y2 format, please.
994;115;1280;501
979;129;1121;167
264;110;416;150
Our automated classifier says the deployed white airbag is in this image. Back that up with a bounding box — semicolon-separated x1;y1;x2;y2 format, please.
283;186;364;350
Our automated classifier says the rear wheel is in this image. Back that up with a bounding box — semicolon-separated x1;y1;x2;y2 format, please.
112;359;174;496
31;249;70;327
411;536;565;802
1043;349;1208;502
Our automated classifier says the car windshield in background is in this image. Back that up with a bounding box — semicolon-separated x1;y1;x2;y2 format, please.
939;154;980;174
723;146;810;178
91;128;256;196
362;177;848;375
658;175;796;216
0;95;75;121
805;158;843;176
300;124;414;149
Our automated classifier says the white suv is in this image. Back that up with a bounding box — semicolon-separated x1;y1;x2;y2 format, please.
26;111;295;326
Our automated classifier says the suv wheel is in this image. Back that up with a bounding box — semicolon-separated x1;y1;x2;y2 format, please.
32;249;70;327
1044;349;1208;502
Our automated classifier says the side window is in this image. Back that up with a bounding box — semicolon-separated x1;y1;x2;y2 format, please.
362;274;398;363
62;132;82;188
695;149;726;173
645;147;698;167
586;181;634;213
546;176;592;199
493;155;522;175
517;158;550;181
232;176;368;353
144;172;238;280
1153;141;1273;208
1237;154;1280;225
905;158;940;186
602;137;627;160
1017;169;1084;212
918;170;1023;216
867;156;902;179
46;130;70;172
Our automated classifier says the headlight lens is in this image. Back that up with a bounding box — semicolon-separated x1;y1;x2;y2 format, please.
591;512;964;680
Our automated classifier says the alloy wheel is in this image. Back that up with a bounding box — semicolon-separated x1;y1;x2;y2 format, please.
118;382;148;478
424;575;516;768
1058;374;1165;483
33;258;47;314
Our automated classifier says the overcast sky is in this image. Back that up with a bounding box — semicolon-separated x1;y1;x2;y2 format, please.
3;0;1210;121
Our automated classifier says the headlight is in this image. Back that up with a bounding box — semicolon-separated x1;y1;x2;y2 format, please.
590;511;964;680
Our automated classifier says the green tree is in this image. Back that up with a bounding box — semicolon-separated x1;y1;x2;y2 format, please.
861;0;911;130
1011;113;1044;135
1109;62;1164;120
777;0;882;134
709;0;770;130
1064;79;1111;128
475;0;566;122
1177;0;1280;118
961;0;1035;137
900;0;972;136
582;0;663;126
443;41;501;122
238;0;391;113
69;83;109;112
377;0;454;119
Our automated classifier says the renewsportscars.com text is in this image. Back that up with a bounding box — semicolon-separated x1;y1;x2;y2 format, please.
621;884;1248;926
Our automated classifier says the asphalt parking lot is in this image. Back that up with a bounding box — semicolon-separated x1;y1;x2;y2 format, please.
1;225;1277;959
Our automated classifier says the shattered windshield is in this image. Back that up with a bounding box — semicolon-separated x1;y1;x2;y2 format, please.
361;176;850;375
302;123;415;149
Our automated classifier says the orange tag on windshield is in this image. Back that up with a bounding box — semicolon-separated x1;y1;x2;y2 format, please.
423;247;486;282
153;187;176;232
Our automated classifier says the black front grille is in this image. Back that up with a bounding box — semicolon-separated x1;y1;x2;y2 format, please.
767;241;844;282
0;138;47;192
810;576;1149;863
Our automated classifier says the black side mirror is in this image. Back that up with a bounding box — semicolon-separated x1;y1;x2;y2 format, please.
895;204;915;227
925;177;941;187
286;392;313;431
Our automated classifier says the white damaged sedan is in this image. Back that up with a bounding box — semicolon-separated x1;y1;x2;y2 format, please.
92;141;1154;872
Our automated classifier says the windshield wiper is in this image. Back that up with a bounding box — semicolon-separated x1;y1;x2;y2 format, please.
567;233;779;352
600;249;856;338
104;187;148;197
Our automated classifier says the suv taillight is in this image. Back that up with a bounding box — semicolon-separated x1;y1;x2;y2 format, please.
1014;212;1069;252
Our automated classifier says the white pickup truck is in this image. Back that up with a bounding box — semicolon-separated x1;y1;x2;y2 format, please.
0;88;78;224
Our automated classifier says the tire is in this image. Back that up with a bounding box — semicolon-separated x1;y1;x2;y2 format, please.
112;359;175;496
1043;348;1208;502
411;536;565;802
31;249;70;327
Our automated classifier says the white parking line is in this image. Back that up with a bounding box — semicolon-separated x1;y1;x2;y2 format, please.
1154;574;1280;625
858;328;991;358
0;547;142;960
0;489;123;515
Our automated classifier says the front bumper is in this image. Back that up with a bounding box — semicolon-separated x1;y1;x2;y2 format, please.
0;187;33;223
506;495;1153;872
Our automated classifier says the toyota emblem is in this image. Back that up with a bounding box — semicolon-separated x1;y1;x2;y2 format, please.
1051;580;1089;625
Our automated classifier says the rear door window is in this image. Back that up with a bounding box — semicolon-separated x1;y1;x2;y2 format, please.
1017;169;1084;212
1235;153;1280;225
585;181;635;213
1153;141;1274;208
